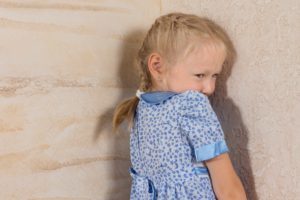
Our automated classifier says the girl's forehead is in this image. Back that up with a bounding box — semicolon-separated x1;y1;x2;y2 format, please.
177;39;227;61
190;38;225;55
180;40;226;65
163;38;226;68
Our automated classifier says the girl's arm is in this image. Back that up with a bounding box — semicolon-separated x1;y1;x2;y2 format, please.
205;153;247;200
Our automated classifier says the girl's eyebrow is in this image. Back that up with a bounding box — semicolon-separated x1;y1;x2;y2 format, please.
195;68;222;74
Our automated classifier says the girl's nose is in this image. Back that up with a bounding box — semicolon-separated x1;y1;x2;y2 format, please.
202;81;215;96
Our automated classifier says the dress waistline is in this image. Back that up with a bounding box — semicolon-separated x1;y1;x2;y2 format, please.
129;166;209;199
129;167;157;200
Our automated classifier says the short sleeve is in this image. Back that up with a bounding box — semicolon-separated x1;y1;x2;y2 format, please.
179;90;229;162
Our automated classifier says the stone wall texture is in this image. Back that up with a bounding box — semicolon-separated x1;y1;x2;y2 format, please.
0;0;299;199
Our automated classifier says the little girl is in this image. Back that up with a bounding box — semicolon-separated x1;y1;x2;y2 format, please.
113;12;247;200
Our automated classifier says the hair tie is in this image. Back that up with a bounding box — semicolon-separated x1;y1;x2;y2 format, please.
136;89;145;99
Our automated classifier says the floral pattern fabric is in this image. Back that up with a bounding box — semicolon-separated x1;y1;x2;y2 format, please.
129;90;229;200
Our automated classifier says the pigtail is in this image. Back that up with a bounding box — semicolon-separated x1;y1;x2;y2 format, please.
112;96;139;133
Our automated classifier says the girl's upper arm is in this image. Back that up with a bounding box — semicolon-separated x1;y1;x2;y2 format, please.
178;91;246;199
205;153;247;200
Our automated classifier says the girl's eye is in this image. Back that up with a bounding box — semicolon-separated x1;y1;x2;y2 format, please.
212;74;219;78
195;74;205;78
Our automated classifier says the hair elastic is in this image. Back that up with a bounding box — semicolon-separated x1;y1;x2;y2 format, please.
136;89;145;99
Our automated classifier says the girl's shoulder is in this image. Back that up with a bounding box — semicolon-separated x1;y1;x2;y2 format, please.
177;90;208;101
176;90;209;107
176;90;212;118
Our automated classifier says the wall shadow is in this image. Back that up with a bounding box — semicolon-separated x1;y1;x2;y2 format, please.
210;60;259;200
93;30;143;200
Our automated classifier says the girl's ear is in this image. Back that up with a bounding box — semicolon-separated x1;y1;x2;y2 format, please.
147;53;165;80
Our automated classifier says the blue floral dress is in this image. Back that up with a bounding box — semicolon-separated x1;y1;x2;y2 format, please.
129;90;229;200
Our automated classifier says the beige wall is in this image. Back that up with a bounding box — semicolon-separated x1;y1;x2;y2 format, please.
0;0;299;199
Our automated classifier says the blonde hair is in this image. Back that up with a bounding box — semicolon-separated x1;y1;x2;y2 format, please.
112;12;236;132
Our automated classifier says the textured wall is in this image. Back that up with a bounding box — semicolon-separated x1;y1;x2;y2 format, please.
0;0;299;200
0;0;160;199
